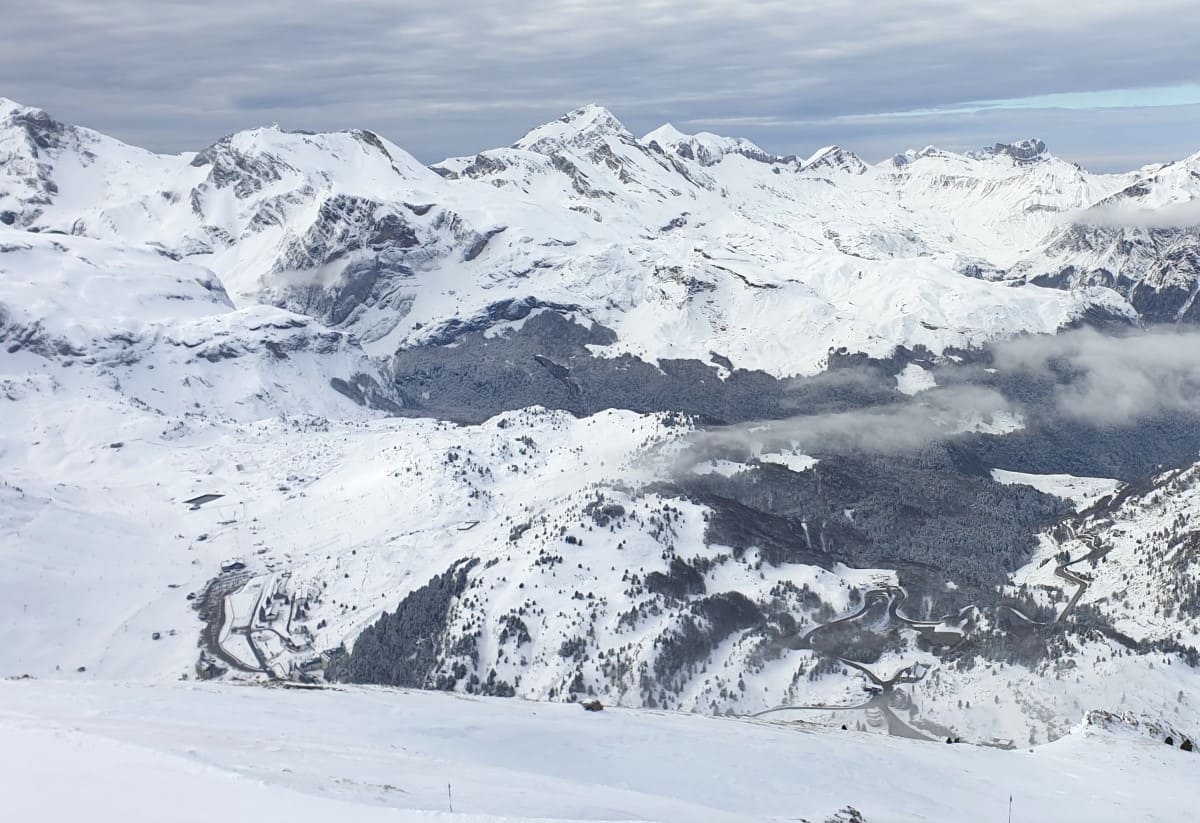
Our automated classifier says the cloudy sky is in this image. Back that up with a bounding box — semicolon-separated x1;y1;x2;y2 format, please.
5;1;1200;169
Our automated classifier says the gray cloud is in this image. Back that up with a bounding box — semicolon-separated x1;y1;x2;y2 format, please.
1073;199;1200;229
994;327;1200;425
4;1;1200;169
683;384;1019;465
678;326;1200;466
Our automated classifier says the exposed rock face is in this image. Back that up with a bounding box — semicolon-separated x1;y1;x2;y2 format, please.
1018;223;1200;323
823;808;868;823
0;101;88;225
191;133;291;198
969;139;1049;164
803;145;868;175
1080;709;1197;750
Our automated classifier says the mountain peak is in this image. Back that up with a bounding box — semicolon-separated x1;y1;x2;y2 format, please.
514;104;633;153
968;138;1049;164
640;123;775;166
890;140;1050;169
0;97;64;135
0;96;28;117
561;103;623;128
0;97;90;166
641;122;689;149
802;145;867;174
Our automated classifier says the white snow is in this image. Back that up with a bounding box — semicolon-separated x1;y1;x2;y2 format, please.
690;458;749;477
757;451;819;473
2;679;1197;823
894;363;937;396
1014;464;1200;649
0;97;1152;380
991;469;1123;511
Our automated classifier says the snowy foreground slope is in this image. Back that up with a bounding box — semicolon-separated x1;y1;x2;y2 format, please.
2;679;1196;823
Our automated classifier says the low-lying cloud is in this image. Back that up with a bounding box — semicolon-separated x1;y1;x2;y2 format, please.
687;384;1018;463
1074;198;1200;230
682;326;1200;465
995;326;1200;425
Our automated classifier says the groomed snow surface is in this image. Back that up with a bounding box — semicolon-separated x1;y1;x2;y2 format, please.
2;679;1195;823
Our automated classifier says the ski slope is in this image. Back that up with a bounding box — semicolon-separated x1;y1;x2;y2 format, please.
1;678;1195;823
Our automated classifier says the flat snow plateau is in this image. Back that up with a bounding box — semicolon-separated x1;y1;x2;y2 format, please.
1;679;1194;823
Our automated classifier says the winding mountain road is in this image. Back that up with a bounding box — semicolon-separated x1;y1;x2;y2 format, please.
749;525;1112;740
747;586;938;740
1052;532;1106;623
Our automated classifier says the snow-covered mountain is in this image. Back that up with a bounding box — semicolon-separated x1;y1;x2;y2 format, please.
7;96;1189;393
0;230;400;419
1010;157;1200;322
4;94;1200;810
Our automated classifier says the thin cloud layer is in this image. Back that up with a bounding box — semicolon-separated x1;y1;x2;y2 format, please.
687;384;1018;460
995;327;1200;425
1074;199;1200;230
679;326;1200;464
4;1;1200;168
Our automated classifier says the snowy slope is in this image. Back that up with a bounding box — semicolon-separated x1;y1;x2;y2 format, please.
1011;154;1200;322
0;228;399;420
991;469;1123;512
6;346;1198;750
0;217;1194;747
2;679;1197;823
1015;462;1200;648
